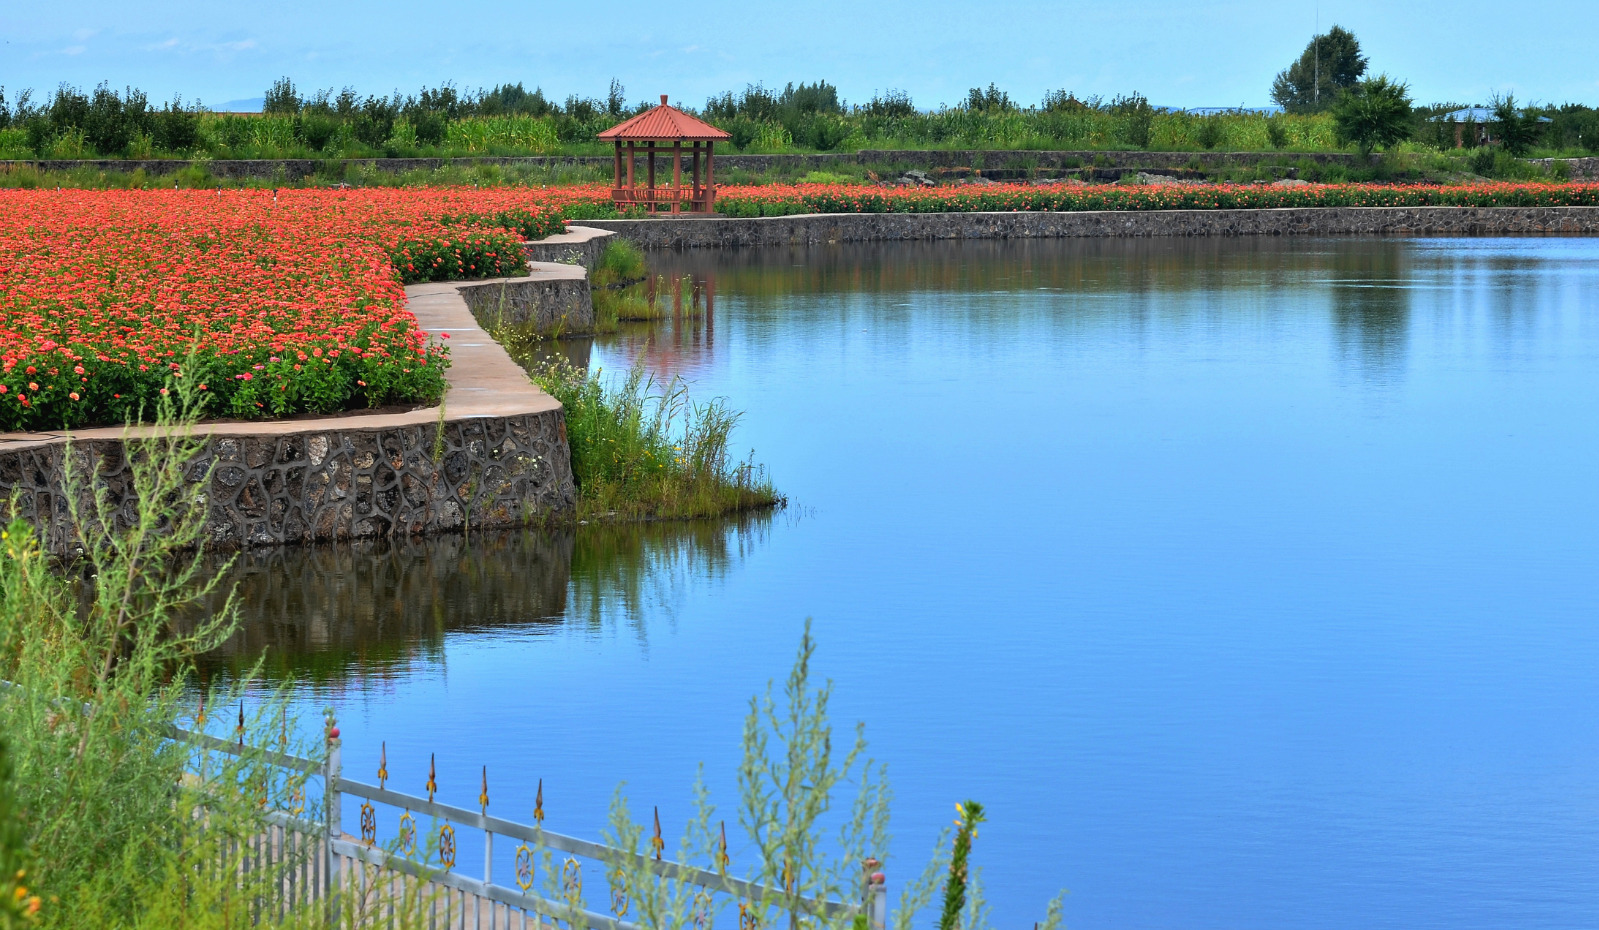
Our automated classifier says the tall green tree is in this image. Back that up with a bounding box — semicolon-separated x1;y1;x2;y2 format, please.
1331;74;1413;155
1271;25;1369;113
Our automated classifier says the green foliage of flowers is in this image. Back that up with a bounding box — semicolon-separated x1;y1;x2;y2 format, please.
389;230;528;284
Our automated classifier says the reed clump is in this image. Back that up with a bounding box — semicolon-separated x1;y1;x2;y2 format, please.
528;359;781;522
589;239;648;290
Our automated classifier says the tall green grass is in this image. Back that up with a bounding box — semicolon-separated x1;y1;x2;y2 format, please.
527;359;781;522
0;384;431;928
589;239;647;290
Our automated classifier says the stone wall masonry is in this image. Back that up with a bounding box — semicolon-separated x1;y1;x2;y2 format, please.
0;275;578;555
1531;157;1599;181
521;225;615;267
458;264;595;333
577;206;1599;249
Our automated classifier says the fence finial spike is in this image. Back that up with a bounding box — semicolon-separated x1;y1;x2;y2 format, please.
718;821;730;872
236;700;245;746
427;753;437;803
378;741;388;790
480;765;490;814
651;806;665;860
534;778;545;825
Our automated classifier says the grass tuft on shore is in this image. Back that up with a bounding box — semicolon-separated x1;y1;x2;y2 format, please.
528;359;782;522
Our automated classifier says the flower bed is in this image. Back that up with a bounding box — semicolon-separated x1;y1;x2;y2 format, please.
712;181;1599;217
0;188;585;432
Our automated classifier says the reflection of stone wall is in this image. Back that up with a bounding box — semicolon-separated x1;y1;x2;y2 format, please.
582;207;1599;250
459;278;594;333
0;411;576;556
194;529;575;682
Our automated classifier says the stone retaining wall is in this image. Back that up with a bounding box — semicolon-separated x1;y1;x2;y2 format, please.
578;206;1599;249
0;412;575;555
459;276;594;333
522;226;614;267
1531;157;1599;181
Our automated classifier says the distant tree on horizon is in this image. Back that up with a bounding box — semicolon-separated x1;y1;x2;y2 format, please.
1271;25;1369;114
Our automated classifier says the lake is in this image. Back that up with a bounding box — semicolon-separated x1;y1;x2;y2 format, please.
211;235;1599;930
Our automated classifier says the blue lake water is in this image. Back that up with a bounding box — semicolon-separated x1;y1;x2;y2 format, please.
218;236;1599;929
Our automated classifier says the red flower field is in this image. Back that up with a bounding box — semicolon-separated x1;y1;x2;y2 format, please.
711;180;1599;217
0;188;577;432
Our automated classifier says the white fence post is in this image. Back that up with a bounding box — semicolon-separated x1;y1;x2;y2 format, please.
864;860;887;930
324;713;343;921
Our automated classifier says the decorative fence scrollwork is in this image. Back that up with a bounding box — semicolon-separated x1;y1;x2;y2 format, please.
439;823;457;870
515;843;536;891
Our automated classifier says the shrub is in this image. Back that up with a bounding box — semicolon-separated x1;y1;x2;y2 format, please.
151;99;201;153
1493;94;1541;157
1332;74;1413;154
726;118;761;151
411;111;447;147
1113;92;1155;148
1265;116;1290;149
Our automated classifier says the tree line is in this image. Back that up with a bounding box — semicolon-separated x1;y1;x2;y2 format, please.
0;56;1594;159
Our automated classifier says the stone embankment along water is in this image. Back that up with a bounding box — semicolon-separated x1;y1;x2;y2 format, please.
578;206;1599;249
0;273;578;555
458;255;598;333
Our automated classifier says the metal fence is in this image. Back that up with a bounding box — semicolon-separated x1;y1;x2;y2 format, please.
175;711;890;930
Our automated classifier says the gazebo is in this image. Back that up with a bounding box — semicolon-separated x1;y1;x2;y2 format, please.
598;95;731;215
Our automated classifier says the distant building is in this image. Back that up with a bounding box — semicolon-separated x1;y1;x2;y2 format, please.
1431;107;1551;147
1177;106;1285;117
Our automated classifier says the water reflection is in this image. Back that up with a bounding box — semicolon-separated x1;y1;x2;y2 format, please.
1326;247;1412;383
198;513;773;686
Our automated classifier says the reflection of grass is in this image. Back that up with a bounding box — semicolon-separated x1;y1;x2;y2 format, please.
567;513;772;631
529;359;782;522
589;272;703;333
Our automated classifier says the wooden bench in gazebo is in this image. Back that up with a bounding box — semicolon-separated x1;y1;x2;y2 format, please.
598;95;732;215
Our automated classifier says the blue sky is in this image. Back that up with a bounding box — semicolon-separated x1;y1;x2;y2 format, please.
3;0;1596;111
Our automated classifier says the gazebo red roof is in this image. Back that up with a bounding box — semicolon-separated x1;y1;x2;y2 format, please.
598;96;732;142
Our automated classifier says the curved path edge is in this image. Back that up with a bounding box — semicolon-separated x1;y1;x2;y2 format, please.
0;275;576;554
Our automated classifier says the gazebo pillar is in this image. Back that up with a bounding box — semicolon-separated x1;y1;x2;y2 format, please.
706;142;716;212
672;141;683;215
692;143;702;210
